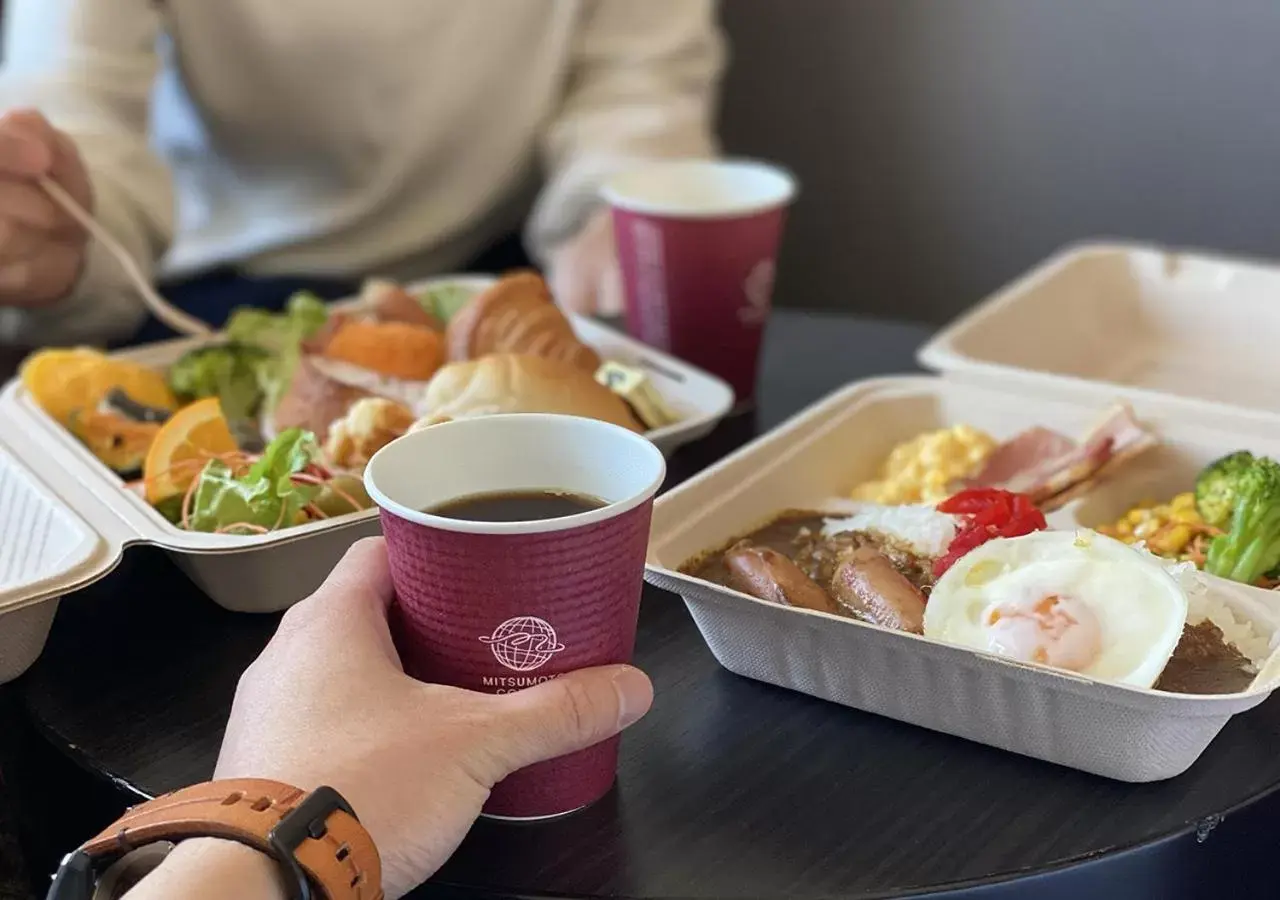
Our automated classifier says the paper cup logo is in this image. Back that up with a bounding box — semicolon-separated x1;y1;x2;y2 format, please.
480;616;567;672
739;258;776;325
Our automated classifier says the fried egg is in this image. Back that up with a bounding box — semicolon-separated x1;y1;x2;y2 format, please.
924;530;1187;688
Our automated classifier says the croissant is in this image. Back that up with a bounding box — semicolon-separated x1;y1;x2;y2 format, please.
411;354;643;433
445;271;601;372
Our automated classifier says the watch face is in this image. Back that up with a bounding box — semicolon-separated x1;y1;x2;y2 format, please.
92;843;174;900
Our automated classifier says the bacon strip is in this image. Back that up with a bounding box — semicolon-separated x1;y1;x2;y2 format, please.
965;403;1156;512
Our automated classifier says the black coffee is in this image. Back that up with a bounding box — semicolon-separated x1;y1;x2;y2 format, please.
428;489;605;523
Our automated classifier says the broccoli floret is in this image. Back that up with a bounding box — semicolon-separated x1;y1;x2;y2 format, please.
168;342;271;421
1204;456;1280;585
1195;450;1255;529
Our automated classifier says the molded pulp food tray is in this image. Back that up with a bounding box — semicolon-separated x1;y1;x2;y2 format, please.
921;241;1280;419
645;377;1280;782
647;241;1280;783
0;276;735;683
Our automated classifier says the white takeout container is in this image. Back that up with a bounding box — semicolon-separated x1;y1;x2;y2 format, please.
646;241;1280;782
0;275;734;683
920;241;1280;419
646;376;1280;782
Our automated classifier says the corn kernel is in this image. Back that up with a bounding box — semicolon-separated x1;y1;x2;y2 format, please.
1172;493;1196;509
1126;509;1148;525
1133;519;1159;539
1163;525;1193;553
1170;509;1201;525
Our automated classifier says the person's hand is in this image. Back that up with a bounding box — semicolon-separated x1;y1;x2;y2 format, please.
215;537;654;900
0;108;92;308
548;208;624;317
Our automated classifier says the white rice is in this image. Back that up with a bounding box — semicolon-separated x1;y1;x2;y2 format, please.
819;500;959;558
1148;551;1272;667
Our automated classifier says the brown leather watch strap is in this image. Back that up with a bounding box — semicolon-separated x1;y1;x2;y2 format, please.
80;779;382;900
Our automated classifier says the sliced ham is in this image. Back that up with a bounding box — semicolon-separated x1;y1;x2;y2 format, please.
309;356;433;411
966;403;1155;512
270;356;374;443
968;427;1076;491
301;311;352;355
360;279;443;330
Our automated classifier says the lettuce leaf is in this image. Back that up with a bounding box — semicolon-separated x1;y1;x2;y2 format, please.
225;292;330;413
418;284;474;323
167;342;271;423
225;291;329;353
184;429;322;533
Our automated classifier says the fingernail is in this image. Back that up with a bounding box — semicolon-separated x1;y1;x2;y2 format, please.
612;666;653;730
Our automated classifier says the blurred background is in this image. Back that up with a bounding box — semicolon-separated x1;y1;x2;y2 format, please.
4;0;1280;325
718;0;1280;322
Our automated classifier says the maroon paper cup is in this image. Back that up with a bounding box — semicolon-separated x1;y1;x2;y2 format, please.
603;158;797;405
363;414;666;820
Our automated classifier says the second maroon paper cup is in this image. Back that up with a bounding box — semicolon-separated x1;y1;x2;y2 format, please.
603;158;797;405
363;413;666;820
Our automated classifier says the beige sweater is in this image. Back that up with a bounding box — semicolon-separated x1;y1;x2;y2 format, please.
0;0;724;345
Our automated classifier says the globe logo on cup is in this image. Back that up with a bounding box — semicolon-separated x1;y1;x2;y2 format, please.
479;616;566;672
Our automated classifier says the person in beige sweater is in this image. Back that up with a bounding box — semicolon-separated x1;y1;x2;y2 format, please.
0;1;725;349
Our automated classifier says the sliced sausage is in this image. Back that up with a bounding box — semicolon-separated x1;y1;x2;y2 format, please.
724;543;842;616
830;546;927;634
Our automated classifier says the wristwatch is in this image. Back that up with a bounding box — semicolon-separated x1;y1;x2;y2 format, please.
45;779;383;900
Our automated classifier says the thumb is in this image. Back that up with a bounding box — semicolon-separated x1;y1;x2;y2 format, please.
486;665;653;775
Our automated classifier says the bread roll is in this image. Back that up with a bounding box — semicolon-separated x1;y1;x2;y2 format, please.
411;353;644;433
445;271;601;372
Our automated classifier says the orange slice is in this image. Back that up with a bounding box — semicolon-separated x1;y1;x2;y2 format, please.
92;358;177;412
21;348;177;427
20;348;107;425
143;397;238;503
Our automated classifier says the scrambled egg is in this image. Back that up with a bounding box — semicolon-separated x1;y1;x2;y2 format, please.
852;425;997;505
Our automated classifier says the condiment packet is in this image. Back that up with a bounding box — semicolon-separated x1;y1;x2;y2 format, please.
596;361;680;430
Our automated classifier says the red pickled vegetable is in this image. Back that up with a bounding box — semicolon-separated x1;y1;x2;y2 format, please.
933;488;1047;579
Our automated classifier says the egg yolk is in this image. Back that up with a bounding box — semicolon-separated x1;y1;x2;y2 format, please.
983;594;1102;672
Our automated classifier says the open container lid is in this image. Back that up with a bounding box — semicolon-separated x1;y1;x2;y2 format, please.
0;431;127;614
918;241;1280;422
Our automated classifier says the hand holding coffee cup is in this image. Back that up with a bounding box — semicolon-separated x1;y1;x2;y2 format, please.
364;413;666;819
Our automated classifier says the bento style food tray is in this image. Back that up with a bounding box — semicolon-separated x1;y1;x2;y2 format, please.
0;274;734;683
647;242;1280;782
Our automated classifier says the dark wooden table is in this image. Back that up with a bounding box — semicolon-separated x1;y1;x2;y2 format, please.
10;311;1280;899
